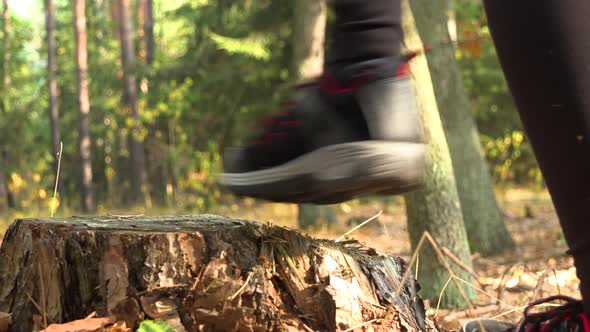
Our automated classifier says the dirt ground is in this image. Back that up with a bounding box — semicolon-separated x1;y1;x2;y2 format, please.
0;189;579;329
219;189;577;328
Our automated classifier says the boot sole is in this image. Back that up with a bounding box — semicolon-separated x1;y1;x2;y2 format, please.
462;319;516;332
220;141;426;204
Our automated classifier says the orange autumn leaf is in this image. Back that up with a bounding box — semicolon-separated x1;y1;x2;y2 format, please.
458;22;483;57
41;317;115;332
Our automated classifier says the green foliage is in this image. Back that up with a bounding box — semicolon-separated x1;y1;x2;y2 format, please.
0;12;51;210
137;320;175;332
209;32;271;60
0;0;297;211
0;0;543;214
454;0;542;186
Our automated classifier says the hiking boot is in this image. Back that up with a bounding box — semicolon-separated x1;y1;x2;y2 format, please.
462;296;589;332
220;55;426;204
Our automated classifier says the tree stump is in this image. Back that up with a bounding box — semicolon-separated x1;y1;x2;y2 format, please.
0;215;428;332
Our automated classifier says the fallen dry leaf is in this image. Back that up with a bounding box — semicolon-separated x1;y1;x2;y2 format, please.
104;321;132;332
40;317;115;332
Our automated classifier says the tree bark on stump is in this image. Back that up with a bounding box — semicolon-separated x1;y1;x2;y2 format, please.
0;215;429;332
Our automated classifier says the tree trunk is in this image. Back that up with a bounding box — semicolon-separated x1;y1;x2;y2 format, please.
136;0;146;61
292;0;338;229
110;0;120;41
0;150;15;209
2;0;9;90
0;0;8;115
0;215;428;332
145;0;154;66
139;0;166;205
446;0;457;44
74;0;95;213
298;205;338;229
409;0;514;256
45;0;66;206
292;0;326;79
0;0;12;210
402;0;475;308
118;0;148;205
0;154;7;212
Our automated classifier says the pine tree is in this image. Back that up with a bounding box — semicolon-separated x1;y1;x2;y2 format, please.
45;0;66;206
410;0;514;256
292;0;338;229
402;0;475;308
74;0;95;212
117;0;148;204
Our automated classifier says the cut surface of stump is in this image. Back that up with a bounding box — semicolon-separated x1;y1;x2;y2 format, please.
0;215;428;332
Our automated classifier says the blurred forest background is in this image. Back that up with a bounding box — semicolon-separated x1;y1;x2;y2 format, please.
0;0;539;220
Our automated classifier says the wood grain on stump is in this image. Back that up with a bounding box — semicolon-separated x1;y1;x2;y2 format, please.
0;215;427;332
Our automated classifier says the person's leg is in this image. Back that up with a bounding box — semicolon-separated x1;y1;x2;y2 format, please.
483;1;590;310
329;0;402;65
222;0;424;203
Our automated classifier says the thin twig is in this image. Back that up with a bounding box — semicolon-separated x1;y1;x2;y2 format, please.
552;269;561;295
26;292;48;330
191;265;207;290
442;246;482;286
496;263;519;302
415;252;420;280
490;303;561;320
435;276;454;317
395;233;427;296
423;233;476;313
302;323;315;332
26;293;44;316
490;305;529;320
532;271;547;301
381;218;391;239
336;210;383;242
440;304;499;322
394;232;478;319
369;302;387;310
342;318;380;332
136;284;188;297
454;275;512;308
229;272;253;300
395;233;471;311
50;141;63;217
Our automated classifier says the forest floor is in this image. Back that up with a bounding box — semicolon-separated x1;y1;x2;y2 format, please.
215;188;577;328
0;188;578;329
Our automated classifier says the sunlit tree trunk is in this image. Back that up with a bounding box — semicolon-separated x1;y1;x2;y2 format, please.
293;0;326;79
410;0;514;256
145;0;154;66
74;0;95;212
117;0;148;204
138;0;165;205
45;0;66;206
292;0;337;228
402;0;475;308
